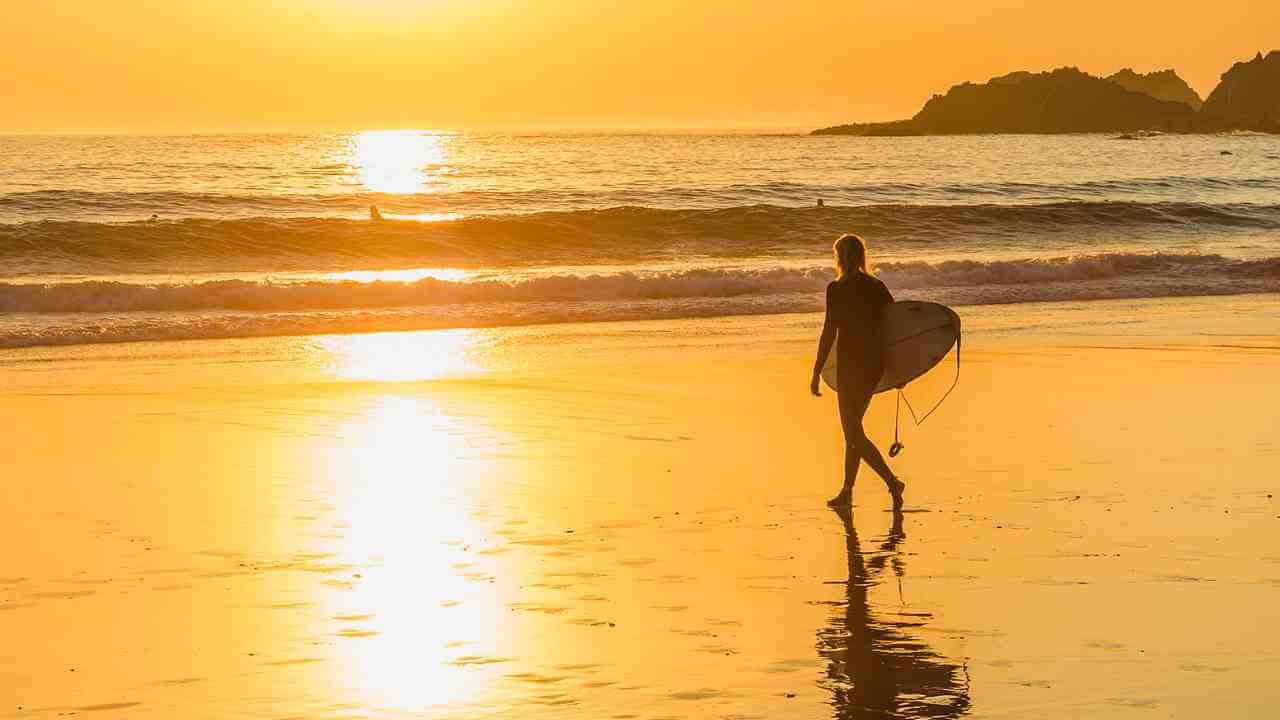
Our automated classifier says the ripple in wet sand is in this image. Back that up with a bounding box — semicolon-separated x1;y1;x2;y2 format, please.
75;702;143;712
450;655;512;666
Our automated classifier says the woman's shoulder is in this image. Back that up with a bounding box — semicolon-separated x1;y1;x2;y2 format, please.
851;272;892;300
867;274;893;301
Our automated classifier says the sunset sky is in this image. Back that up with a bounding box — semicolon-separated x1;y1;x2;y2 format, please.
5;0;1277;133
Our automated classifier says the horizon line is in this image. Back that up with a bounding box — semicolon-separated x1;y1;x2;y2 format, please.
0;126;830;138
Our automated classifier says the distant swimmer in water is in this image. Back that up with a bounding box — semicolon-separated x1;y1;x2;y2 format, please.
816;199;826;208
369;205;384;221
810;233;905;509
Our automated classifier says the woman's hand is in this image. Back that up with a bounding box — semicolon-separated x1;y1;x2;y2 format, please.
810;373;823;397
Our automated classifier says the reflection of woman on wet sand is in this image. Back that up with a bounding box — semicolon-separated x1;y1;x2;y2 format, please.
817;508;970;719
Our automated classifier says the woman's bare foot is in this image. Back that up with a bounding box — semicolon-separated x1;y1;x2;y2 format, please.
887;478;905;511
827;492;851;507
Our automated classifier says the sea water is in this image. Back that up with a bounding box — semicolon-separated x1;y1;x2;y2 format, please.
1;131;1277;347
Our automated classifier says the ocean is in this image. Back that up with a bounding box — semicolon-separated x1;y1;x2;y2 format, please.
1;130;1278;348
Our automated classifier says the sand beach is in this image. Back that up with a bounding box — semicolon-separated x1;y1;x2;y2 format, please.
4;293;1279;718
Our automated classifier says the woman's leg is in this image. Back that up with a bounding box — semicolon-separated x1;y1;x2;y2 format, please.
848;424;896;488
836;386;905;509
828;443;861;506
830;389;871;504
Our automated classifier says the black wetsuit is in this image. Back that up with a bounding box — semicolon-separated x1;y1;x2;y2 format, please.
825;274;894;433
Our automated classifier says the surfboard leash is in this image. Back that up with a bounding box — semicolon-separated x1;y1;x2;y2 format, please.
889;332;961;458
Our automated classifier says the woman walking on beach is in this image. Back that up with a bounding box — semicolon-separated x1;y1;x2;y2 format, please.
810;233;905;509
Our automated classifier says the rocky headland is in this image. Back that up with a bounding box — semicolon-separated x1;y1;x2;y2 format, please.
815;50;1278;135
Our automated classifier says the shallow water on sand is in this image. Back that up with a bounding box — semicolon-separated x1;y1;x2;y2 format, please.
3;294;1280;718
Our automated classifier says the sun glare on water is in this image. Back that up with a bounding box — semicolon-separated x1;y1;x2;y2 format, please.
350;129;455;195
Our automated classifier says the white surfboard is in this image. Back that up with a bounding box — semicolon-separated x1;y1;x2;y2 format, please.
821;301;961;393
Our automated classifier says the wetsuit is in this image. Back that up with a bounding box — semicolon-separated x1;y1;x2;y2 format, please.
824;274;894;435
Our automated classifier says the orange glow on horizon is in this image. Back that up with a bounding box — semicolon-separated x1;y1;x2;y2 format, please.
4;1;1277;133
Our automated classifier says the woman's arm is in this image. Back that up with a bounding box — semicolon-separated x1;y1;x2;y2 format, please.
811;284;838;396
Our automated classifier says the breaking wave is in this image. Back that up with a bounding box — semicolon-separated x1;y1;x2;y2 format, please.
0;251;1275;348
2;252;1276;315
3;202;1279;275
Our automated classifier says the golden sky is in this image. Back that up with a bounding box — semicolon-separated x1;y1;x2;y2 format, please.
4;0;1277;133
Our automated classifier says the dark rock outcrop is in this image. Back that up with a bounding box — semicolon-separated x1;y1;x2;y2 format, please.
815;52;1280;136
1202;51;1280;132
815;67;1206;136
1106;68;1202;110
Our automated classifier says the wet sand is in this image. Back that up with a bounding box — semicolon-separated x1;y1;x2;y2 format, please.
3;294;1279;718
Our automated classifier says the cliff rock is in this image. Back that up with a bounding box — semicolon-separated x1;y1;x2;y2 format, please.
1106;69;1202;110
1202;51;1280;131
816;68;1203;136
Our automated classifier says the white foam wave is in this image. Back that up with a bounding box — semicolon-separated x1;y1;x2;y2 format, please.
2;252;1275;315
1;252;1276;348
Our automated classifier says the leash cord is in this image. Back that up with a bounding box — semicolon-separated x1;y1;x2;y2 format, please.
892;333;962;449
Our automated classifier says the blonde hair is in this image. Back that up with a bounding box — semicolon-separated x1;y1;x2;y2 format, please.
833;233;869;279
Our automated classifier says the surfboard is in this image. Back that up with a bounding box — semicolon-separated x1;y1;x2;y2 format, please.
821;301;961;393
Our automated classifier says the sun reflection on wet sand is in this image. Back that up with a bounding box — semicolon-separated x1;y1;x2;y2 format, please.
350;130;455;195
319;329;482;383
315;394;508;712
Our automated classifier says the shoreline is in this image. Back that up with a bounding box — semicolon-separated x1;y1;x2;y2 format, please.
4;289;1279;353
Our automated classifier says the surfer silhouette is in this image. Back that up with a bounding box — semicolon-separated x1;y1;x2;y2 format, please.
818;507;970;718
811;233;905;509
